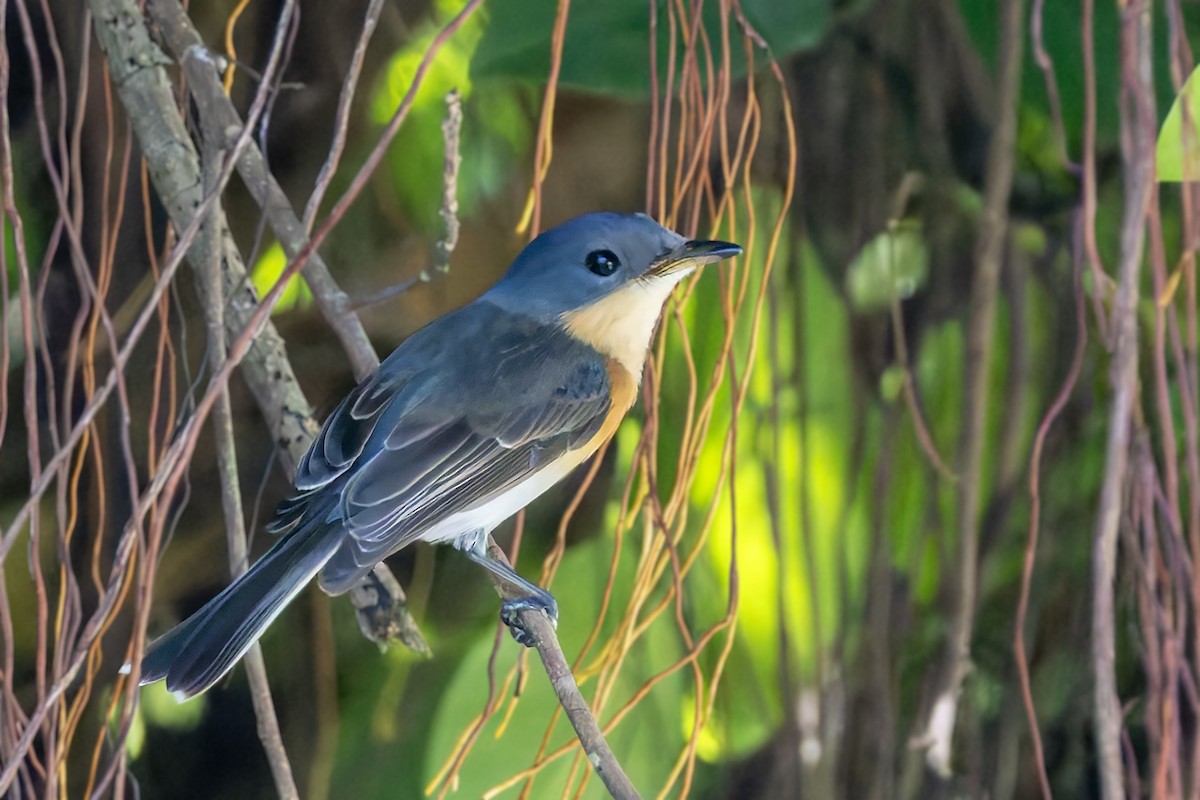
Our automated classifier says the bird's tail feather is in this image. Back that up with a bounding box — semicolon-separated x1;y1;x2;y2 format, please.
140;514;341;698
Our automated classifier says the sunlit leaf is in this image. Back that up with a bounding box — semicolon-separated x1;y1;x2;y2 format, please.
250;242;312;315
1158;65;1200;182
846;220;930;312
139;681;207;734
372;13;531;231
685;212;872;761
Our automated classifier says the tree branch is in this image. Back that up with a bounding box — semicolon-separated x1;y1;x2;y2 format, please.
146;0;381;382
485;541;640;800
199;123;300;800
141;0;428;647
1093;3;1155;797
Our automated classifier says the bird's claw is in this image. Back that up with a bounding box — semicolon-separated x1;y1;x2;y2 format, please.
500;592;558;648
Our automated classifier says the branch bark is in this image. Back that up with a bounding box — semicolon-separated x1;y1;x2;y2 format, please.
1093;2;1154;797
90;0;315;473
485;541;641;800
146;0;380;382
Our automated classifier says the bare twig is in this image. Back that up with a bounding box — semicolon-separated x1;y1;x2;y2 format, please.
146;0;381;382
1093;3;1154;797
1030;0;1078;173
351;88;462;310
484;540;640;800
522;0;571;238
199;134;300;800
432;89;462;277
916;0;1024;775
884;175;956;483
1080;0;1113;341
301;0;387;233
1014;221;1089;800
349;564;431;654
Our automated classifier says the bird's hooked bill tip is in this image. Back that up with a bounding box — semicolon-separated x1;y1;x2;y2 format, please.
649;239;743;276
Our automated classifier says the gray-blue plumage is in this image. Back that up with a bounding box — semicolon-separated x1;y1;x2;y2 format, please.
139;212;738;698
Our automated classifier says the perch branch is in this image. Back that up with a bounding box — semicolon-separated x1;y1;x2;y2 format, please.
485;540;640;800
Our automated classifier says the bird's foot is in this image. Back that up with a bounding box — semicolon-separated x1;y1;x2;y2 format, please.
500;590;558;648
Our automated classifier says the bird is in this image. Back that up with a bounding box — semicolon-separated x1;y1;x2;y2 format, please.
136;211;742;698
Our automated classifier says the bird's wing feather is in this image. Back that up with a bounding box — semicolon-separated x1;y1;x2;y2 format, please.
266;302;615;593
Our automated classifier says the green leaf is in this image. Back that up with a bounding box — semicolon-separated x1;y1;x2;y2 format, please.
250;242;312;315
1158;65;1200;182
371;15;532;230
845;220;930;312
471;0;831;97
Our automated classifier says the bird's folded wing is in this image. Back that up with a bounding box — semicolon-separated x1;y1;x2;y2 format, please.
267;305;615;591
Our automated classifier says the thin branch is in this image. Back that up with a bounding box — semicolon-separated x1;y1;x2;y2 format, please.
199;132;300;800
484;540;640;800
885;174;956;482
916;0;1024;775
431;89;461;277
352;88;462;311
146;0;381;382
1014;220;1089;800
1093;3;1155;797
302;0;386;233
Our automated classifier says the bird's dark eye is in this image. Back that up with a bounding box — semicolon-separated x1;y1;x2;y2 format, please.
585;249;620;277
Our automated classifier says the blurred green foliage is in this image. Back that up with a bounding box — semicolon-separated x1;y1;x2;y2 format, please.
471;0;831;97
372;0;533;231
251;241;314;314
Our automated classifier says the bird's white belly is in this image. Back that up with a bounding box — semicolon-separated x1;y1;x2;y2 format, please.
419;448;591;553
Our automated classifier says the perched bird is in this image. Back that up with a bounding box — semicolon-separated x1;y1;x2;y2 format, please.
138;212;741;697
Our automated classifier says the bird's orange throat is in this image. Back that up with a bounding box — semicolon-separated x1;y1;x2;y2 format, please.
560;271;691;380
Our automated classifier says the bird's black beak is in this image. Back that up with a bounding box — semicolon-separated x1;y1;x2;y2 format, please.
647;239;743;278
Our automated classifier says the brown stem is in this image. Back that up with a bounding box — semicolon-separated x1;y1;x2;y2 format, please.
1015;224;1089;800
915;0;1025;775
484;540;641;800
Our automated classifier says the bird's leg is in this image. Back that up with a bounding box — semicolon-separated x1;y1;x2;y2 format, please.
464;546;558;647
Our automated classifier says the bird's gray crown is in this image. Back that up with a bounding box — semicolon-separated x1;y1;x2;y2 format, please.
483;212;688;321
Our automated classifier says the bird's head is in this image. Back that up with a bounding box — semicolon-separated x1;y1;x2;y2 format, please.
485;212;741;376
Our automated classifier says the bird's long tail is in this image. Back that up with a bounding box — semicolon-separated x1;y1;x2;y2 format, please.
139;507;342;699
